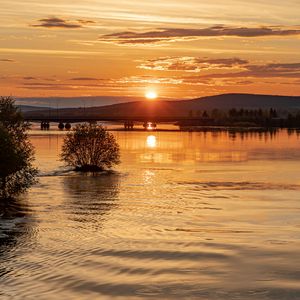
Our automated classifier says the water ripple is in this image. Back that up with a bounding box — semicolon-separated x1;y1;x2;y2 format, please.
176;181;300;190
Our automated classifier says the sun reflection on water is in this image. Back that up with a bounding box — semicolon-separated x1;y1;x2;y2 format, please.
146;135;157;148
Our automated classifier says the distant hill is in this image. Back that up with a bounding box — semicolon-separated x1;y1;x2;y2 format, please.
184;93;300;110
16;96;147;108
18;105;54;113
24;93;300;118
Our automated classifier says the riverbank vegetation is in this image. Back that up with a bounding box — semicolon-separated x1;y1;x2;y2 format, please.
182;108;300;128
0;97;37;201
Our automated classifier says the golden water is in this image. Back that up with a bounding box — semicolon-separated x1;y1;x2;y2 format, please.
1;129;300;299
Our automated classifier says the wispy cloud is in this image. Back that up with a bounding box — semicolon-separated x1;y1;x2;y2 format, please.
0;48;103;55
32;17;87;29
100;25;300;45
197;63;300;79
121;61;300;87
16;60;300;92
19;79;117;91
77;19;96;25
138;57;248;72
181;62;300;86
117;75;183;85
23;76;38;80
70;77;100;81
0;58;16;62
138;56;300;79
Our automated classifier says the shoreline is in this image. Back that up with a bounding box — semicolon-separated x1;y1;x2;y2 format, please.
27;126;300;135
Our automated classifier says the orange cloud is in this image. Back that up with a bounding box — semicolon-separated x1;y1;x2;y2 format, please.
32;17;86;29
0;58;16;62
138;57;248;72
99;25;300;45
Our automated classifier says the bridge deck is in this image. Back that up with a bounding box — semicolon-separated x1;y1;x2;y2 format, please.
24;115;199;123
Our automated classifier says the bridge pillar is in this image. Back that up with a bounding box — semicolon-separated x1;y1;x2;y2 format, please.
124;121;134;130
65;123;71;130
40;122;50;130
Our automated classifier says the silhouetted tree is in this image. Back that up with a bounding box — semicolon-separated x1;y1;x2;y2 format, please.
61;124;120;172
239;108;245;117
0;97;37;199
211;109;221;119
196;110;201;117
269;108;278;118
229;108;237;118
202;110;209;118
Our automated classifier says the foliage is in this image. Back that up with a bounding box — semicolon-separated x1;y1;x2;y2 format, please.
183;107;300;128
0;97;37;199
61;124;120;171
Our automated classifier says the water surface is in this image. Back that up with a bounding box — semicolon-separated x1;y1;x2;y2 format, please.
1;129;300;299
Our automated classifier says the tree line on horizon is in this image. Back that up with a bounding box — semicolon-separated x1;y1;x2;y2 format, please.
186;108;300;128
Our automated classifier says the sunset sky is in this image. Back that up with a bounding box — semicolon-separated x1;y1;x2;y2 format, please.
1;0;300;104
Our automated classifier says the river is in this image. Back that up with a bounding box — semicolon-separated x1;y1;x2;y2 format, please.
1;128;300;299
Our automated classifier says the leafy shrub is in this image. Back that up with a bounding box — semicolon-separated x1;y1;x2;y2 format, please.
0;97;37;199
61;124;120;171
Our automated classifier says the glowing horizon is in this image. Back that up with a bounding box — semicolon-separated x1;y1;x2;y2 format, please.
145;90;158;100
0;0;299;101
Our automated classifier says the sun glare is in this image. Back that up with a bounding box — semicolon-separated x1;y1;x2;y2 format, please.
146;135;157;148
145;91;157;100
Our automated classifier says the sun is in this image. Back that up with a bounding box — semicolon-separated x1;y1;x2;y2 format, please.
145;91;158;100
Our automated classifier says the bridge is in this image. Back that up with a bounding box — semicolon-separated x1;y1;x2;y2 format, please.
24;114;212;130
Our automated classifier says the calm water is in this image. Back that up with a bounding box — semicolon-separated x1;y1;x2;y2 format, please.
1;129;300;299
